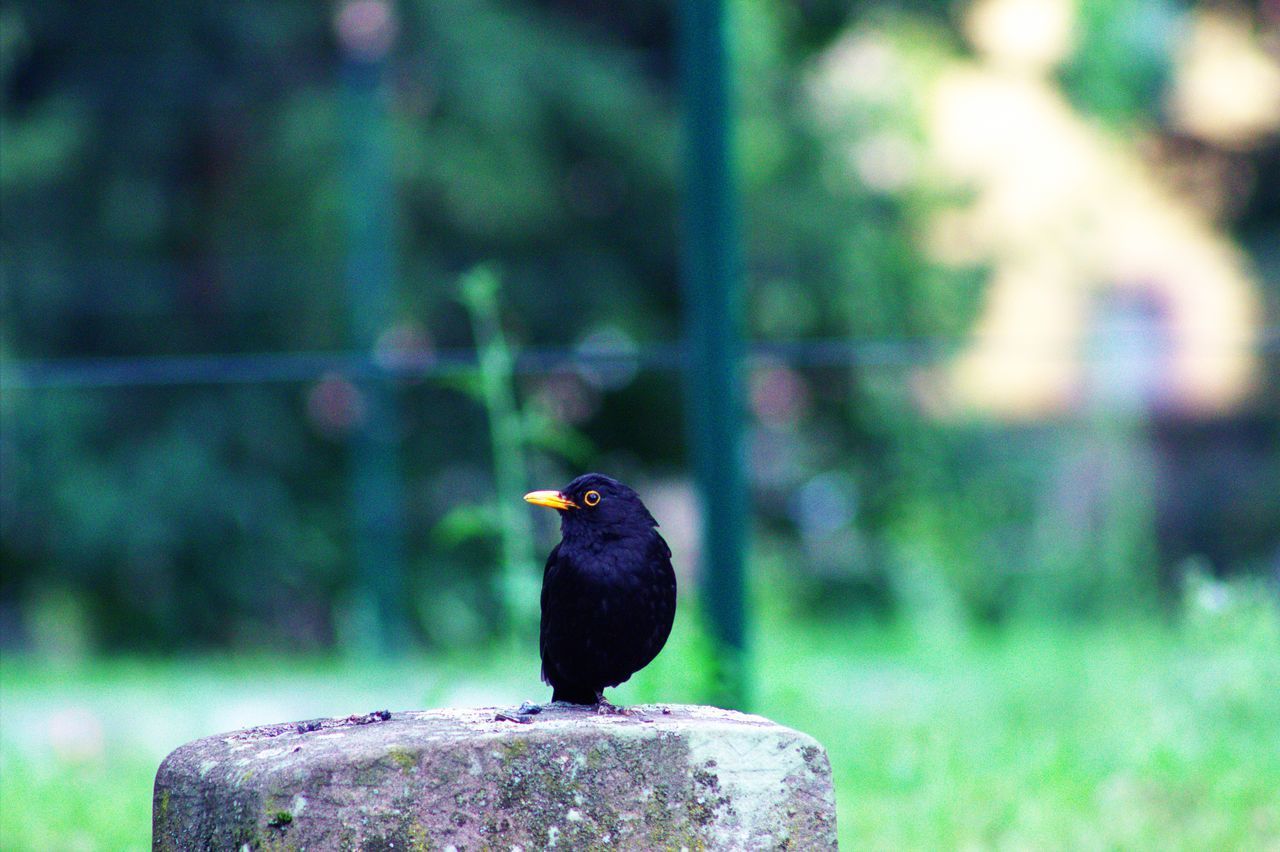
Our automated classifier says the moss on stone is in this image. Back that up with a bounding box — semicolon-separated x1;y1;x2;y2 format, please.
405;820;433;851
256;834;301;852
584;741;607;769
688;762;730;828
386;746;418;773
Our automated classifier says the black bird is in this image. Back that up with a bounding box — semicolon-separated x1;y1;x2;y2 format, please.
524;473;677;708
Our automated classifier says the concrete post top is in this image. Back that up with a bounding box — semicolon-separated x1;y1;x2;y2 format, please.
154;703;838;850
192;703;785;749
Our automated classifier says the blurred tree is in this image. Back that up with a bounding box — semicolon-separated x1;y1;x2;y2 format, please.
0;0;684;650
1;0;1276;649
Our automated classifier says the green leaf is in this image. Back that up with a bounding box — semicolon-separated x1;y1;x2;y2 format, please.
434;503;501;546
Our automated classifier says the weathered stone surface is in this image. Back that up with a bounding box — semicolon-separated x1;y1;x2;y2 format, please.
153;703;837;850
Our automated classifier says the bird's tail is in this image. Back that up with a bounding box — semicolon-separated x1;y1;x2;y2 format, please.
551;684;598;705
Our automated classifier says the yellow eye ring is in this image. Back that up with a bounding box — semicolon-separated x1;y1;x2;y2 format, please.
583;490;601;506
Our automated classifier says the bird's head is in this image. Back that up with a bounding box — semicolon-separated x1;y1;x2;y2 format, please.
524;473;657;535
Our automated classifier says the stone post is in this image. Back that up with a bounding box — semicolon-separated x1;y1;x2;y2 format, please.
153;704;837;850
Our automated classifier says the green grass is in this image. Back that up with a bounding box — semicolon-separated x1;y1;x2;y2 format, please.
3;609;1278;850
756;619;1280;849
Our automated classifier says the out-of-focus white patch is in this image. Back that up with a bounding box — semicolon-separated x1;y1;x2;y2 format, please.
47;706;105;763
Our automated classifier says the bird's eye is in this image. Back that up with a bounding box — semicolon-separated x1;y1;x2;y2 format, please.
583;490;601;506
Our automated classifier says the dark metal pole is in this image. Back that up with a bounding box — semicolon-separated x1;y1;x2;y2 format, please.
337;1;408;654
678;0;750;709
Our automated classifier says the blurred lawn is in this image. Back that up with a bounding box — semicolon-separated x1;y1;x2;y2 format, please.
3;607;1278;850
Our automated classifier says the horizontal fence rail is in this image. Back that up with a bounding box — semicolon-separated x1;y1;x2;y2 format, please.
5;330;1280;390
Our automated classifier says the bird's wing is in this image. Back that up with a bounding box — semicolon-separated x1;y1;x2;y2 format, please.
636;528;677;669
651;527;673;563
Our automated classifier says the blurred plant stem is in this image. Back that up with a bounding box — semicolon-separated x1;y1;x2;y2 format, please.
457;265;540;638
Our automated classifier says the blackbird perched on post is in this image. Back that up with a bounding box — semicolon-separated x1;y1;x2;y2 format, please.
524;474;677;709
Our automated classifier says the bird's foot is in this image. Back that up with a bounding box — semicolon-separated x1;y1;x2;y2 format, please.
593;694;634;716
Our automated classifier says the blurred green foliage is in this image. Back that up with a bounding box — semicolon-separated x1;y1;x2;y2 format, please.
4;600;1279;849
1;0;1278;653
1058;0;1177;124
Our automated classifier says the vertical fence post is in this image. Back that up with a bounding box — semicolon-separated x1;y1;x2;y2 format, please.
337;0;408;654
679;0;750;709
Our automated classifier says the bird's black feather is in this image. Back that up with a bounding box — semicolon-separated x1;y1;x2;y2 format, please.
534;474;677;705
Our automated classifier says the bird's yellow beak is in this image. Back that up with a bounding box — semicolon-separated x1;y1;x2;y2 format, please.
523;490;577;511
